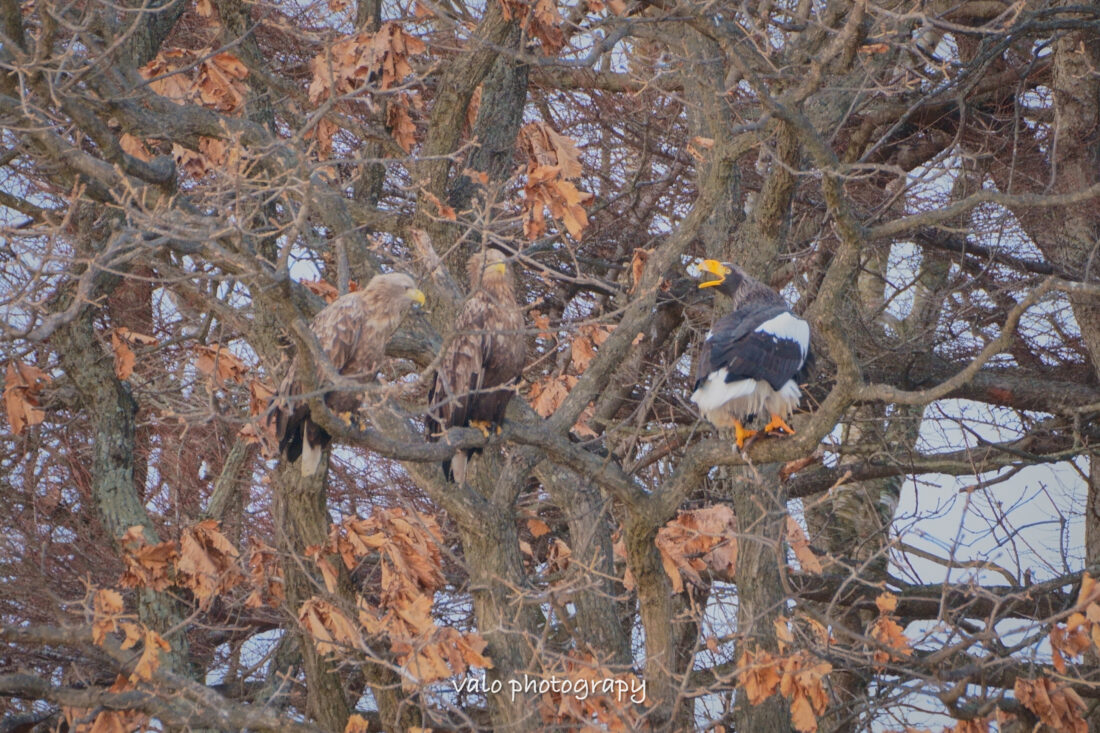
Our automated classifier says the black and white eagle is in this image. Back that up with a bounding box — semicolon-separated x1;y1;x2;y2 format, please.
689;259;812;449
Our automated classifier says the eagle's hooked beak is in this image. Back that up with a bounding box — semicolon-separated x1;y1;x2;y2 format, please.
408;288;427;306
485;262;508;276
697;259;731;289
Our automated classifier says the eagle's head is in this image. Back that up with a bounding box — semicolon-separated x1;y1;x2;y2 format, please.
468;249;513;290
688;259;746;297
366;272;426;309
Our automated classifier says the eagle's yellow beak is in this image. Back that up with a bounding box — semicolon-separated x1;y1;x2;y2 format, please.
486;262;508;276
697;259;731;289
408;288;427;306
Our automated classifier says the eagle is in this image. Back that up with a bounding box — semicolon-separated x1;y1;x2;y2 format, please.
271;272;426;477
427;249;525;484
689;259;812;449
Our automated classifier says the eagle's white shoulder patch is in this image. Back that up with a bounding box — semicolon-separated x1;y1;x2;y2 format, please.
756;312;810;356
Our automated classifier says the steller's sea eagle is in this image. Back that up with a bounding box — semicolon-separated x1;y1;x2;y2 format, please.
689;259;812;449
427;249;525;484
271;272;426;477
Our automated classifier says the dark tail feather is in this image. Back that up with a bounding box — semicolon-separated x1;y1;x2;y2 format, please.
273;404;330;466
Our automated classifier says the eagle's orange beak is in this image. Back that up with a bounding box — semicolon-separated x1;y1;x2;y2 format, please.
486;262;507;276
408;288;427;306
697;259;730;289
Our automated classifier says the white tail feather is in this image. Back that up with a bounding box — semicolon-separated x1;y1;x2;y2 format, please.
300;435;324;477
451;452;469;485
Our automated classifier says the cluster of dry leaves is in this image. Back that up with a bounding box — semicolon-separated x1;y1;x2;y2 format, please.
117;521;272;609
59;672;151;733
300;508;491;687
526;320;613;437
735;593;914;733
499;0;565;54
537;654;650;731
75;520;280;732
307;23;426;157
867;592;912;669
737;644;832;733
617;506;739;593
129;48;249;176
308;23;426;103
997;572;1100;733
519;121;593;241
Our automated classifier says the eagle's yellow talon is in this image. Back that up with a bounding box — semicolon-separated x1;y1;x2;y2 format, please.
470;420;492;438
734;420;757;450
339;411;354;426
763;414;795;436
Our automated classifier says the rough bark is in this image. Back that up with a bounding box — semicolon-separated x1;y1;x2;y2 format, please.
58;310;190;674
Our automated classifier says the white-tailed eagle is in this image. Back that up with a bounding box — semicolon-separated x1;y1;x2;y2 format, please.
427;249;525;484
271;272;426;476
689;259;812;449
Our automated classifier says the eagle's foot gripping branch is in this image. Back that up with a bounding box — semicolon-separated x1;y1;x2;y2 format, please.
733;420;757;451
469;420;493;438
763;413;795;437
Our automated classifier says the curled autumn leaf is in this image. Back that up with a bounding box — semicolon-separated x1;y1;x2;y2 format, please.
875;592;898;614
244;540;285;608
499;0;564;54
194;344;248;386
110;327;158;381
569;324;614;374
300;597;368;656
1051;611;1091;674
536;653;650;729
738;648;781;705
92;589;125;646
388;93;418;153
420;189;457;222
344;715;370;733
118;525;179;592
302;279;341;303
785;516;823;575
779;651;832;733
4;360;51;435
139;49;248;179
527;374;577;417
629;248;649;294
176;519;244;609
130;627;172;682
869;615;912;667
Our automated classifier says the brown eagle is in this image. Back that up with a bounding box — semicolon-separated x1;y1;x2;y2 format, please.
689;259;813;449
427;249;525;483
271;272;426;476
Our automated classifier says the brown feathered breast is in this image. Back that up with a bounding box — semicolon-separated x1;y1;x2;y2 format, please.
427;251;525;482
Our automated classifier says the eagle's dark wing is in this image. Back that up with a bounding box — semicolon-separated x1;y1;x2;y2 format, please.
695;302;809;392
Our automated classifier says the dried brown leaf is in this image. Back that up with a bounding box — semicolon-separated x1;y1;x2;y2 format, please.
194;344;248;385
785;517;823;575
4;361;50;435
